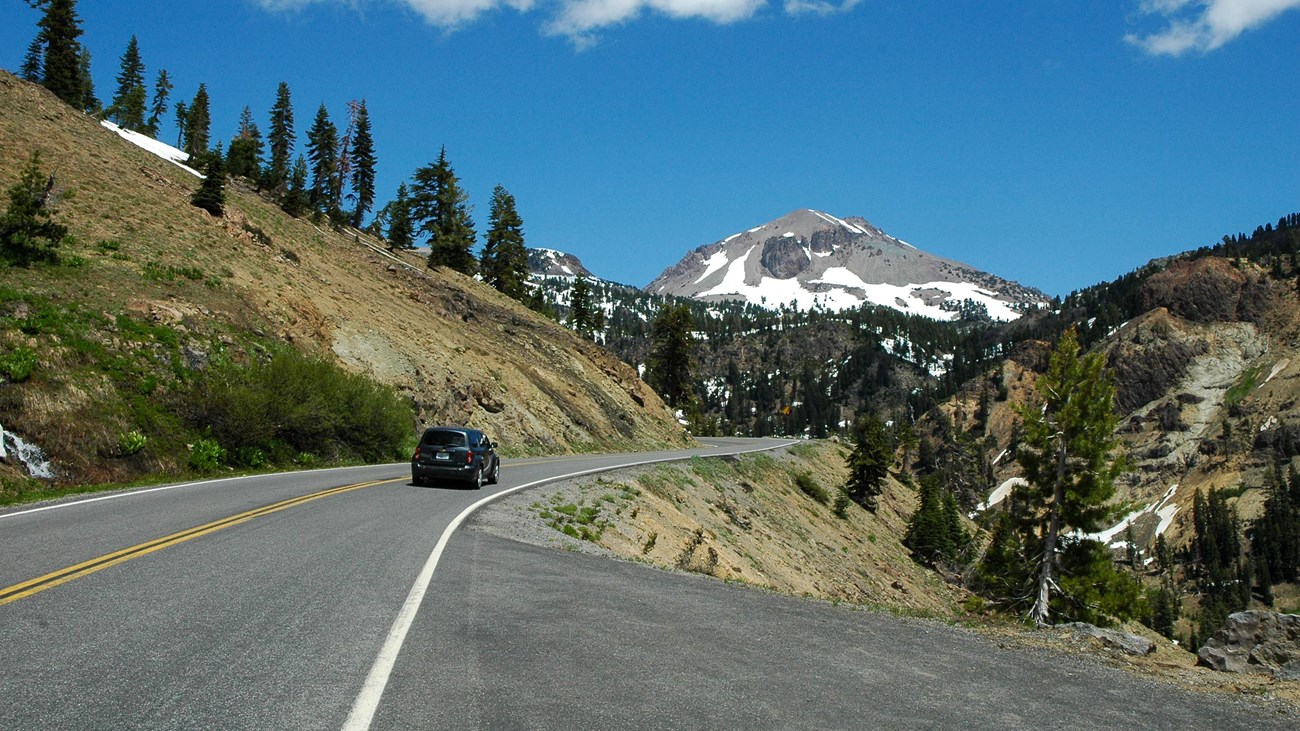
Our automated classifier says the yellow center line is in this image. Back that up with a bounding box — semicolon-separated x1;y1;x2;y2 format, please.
0;477;402;607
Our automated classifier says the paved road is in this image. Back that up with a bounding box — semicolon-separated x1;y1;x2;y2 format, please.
1;437;1293;730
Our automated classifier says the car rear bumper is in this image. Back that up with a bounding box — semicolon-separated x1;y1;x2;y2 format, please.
413;461;478;482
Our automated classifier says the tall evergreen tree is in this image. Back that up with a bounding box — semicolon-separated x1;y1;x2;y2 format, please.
280;156;310;217
145;69;172;138
844;414;891;512
108;35;147;131
183;84;211;161
411;147;477;274
305;103;340;216
173;99;188;149
347;100;376;228
262;82;295;195
383;182;414;250
37;0;84;108
568;275;601;339
226;106;264;181
1;150;67;266
22;34;44;82
480;184;529;300
645;302;696;410
75;44;98;114
1015;328;1125;626
190;147;226;217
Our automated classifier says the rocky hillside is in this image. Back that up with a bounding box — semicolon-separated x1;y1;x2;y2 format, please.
945;253;1300;585
647;208;1048;320
0;71;690;488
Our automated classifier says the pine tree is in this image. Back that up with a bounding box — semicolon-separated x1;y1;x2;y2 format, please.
480;184;529;300
645;302;697;410
844;414;891;512
226;106;263;181
190;148;226;217
383;182;414;250
305;103;340;216
568;275;599;339
37;0;84;108
280;156;310;217
183;84;211;161
347;101;376;228
108;35;147;131
0;151;67;266
411;148;477;274
262;82;295;195
22;34;44;82
145;69;172;138
1016;328;1125;626
75;44;98;114
173;100;188;149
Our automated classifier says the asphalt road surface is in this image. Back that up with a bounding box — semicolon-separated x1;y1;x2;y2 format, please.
0;437;1293;730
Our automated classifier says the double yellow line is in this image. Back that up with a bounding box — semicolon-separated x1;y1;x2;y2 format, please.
0;477;398;607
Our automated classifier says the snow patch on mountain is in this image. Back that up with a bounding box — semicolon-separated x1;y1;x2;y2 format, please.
101;120;202;177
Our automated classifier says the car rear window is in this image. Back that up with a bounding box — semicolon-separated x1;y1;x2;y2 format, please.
422;430;467;447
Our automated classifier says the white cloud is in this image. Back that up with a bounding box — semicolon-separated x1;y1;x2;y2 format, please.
253;0;855;44
1127;0;1300;55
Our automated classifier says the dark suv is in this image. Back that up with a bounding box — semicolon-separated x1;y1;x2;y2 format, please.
411;427;500;489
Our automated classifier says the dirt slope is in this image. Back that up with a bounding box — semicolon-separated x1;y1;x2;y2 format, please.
0;71;689;485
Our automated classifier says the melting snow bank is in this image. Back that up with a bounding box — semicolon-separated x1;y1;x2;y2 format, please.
1076;483;1181;550
0;423;54;479
976;477;1026;513
100;120;203;178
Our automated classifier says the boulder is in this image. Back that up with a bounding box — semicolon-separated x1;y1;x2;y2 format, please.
1196;611;1300;679
1058;623;1156;656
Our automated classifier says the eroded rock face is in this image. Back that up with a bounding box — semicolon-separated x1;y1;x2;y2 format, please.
1138;258;1275;324
1197;611;1300;679
760;235;811;279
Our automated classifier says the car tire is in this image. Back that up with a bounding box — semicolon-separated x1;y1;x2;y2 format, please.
412;474;423;487
471;466;484;490
487;460;500;485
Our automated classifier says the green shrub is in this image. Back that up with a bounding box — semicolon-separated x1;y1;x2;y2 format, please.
0;347;37;382
116;430;147;457
794;472;829;504
832;490;851;518
188;438;226;472
177;346;413;465
232;447;266;468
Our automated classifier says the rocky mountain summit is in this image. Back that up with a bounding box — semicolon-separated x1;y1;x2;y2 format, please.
647;209;1049;320
527;248;595;280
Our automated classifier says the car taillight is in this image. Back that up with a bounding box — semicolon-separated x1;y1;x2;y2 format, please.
413;447;421;460
466;450;474;464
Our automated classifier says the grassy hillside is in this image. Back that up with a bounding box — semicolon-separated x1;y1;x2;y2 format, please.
0;71;689;497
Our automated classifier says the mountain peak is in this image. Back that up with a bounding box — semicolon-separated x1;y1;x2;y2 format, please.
646;210;1047;321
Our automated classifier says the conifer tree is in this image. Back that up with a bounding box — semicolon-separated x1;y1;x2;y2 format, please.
36;0;84;108
568;275;600;339
183;84;211;161
145;69;172;138
305;103;340;215
22;35;44;82
646;302;696;410
1016;328;1124;626
411;147;476;274
280;156;310;217
383;182;414;250
190;147;226;217
1;151;67;266
173;100;188;149
75;44;98;114
108;35;147;131
262;82;295;195
480;184;529;300
226;106;263;181
844;414;891;512
347;101;376;228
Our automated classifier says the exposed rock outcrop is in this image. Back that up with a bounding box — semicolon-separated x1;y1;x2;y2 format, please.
1197;611;1300;680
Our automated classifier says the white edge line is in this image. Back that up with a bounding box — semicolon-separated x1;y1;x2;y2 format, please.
0;462;404;522
341;440;793;731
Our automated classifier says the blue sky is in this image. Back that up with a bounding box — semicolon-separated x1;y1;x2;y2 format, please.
5;1;1299;297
